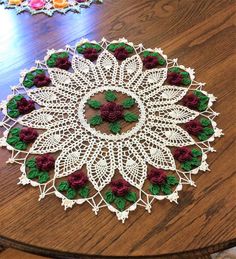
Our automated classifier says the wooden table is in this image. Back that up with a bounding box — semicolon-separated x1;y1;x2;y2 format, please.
0;0;235;258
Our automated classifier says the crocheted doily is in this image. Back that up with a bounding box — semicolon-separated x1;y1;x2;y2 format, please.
0;38;223;222
0;0;102;16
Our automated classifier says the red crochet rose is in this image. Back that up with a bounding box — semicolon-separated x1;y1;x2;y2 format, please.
182;93;200;109
33;74;51;87
83;48;98;61
147;169;167;185
17;98;35;114
114;47;129;61
100;102;123;122
173;147;192;162
143;56;159;69
36;154;55;171
55;57;71;70
167;72;183;85
68;171;88;189
19;128;38;143
185;120;203;135
110;179;130;196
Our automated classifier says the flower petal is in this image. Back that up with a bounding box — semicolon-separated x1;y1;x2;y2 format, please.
87;142;115;191
96;50;119;84
55;139;94;178
117;142;147;188
19;107;74;129
118;54;143;87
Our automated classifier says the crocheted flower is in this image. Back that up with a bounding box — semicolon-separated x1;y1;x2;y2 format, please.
147;169;167;185
83;48;98;61
114;47;129;61
167;72;183;85
33;73;51;87
19;128;38;143
110;179;130;197
68;171;88;189
36;154;55;171
185;120;203;135
55;57;71;70
182;93;200;109
17;98;35;114
100;102;124;122
143;56;159;69
29;0;45;9
173;147;193;162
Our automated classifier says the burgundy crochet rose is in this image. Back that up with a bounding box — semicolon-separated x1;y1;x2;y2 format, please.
55;57;71;70
100;102;123;122
83;48;98;61
173;147;192;162
19;128;38;143
110;179;130;196
17;98;35;114
167;72;183;85
68;171;88;189
147;169;167;185
33;74;51;87
114;47;129;61
185;120;203;135
143;56;159;69
36;154;55;171
182;93;200;109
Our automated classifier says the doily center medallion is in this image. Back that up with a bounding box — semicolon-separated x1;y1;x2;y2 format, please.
79;86;145;140
0;38;223;222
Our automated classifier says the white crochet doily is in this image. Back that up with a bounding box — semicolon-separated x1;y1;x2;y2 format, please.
0;0;102;16
0;38;223;222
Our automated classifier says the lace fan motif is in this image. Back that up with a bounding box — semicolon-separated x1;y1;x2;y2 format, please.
0;38;223;222
0;0;102;16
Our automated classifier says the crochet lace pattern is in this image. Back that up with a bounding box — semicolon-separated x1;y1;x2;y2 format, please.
0;38;223;222
0;0;102;16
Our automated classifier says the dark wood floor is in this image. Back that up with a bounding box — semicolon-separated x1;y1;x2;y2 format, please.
0;0;235;258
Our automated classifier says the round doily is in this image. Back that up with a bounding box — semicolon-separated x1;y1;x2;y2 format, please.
0;38;223;222
0;0;102;16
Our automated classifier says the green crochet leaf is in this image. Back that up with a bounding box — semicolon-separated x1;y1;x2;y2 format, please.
161;184;172;195
25;72;34;80
66;188;77;199
26;158;36;169
169;67;180;73
105;91;117;102
6;136;20;145
34;69;44;75
124;112;139;122
109;122;121;134
58;181;70;192
14;141;27;150
8;109;20;118
105;191;115;204
143;51;158;57
191;149;202;157
23;79;34;88
79;186;90;198
182;77;191;85
77;43;101;53
57;52;69;58
47;58;57;68
149;184;160;195
10;128;20;136
158;57;166;66
180;71;189;78
198;101;208;111
87;99;102;109
107;43;134;53
114;197;126;211
167;175;179;186
125;192;137;203
198;133;209;141
38;172;50;183
27;169;40;179
200;118;211;127
89;115;103;126
181;161;192;171
203;127;214;136
14;95;24;101
122;98;135;108
189;157;201;167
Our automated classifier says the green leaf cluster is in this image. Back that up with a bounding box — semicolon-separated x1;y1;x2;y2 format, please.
57;181;90;200
47;52;69;67
107;42;134;53
104;91;117;102
76;43;101;54
122;98;135;108
105;191;137;211
142;51;166;66
87;99;102;109
6;127;27;150
7;95;24;118
194;90;210;111
89;115;103;126
109;121;121;134
181;149;202;171
23;69;45;88
149;175;179;195
124;112;139;122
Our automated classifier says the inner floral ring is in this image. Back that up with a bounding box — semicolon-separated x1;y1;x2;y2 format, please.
78;86;146;141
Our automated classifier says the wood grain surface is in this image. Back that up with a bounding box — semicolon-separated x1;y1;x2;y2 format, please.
0;0;235;258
